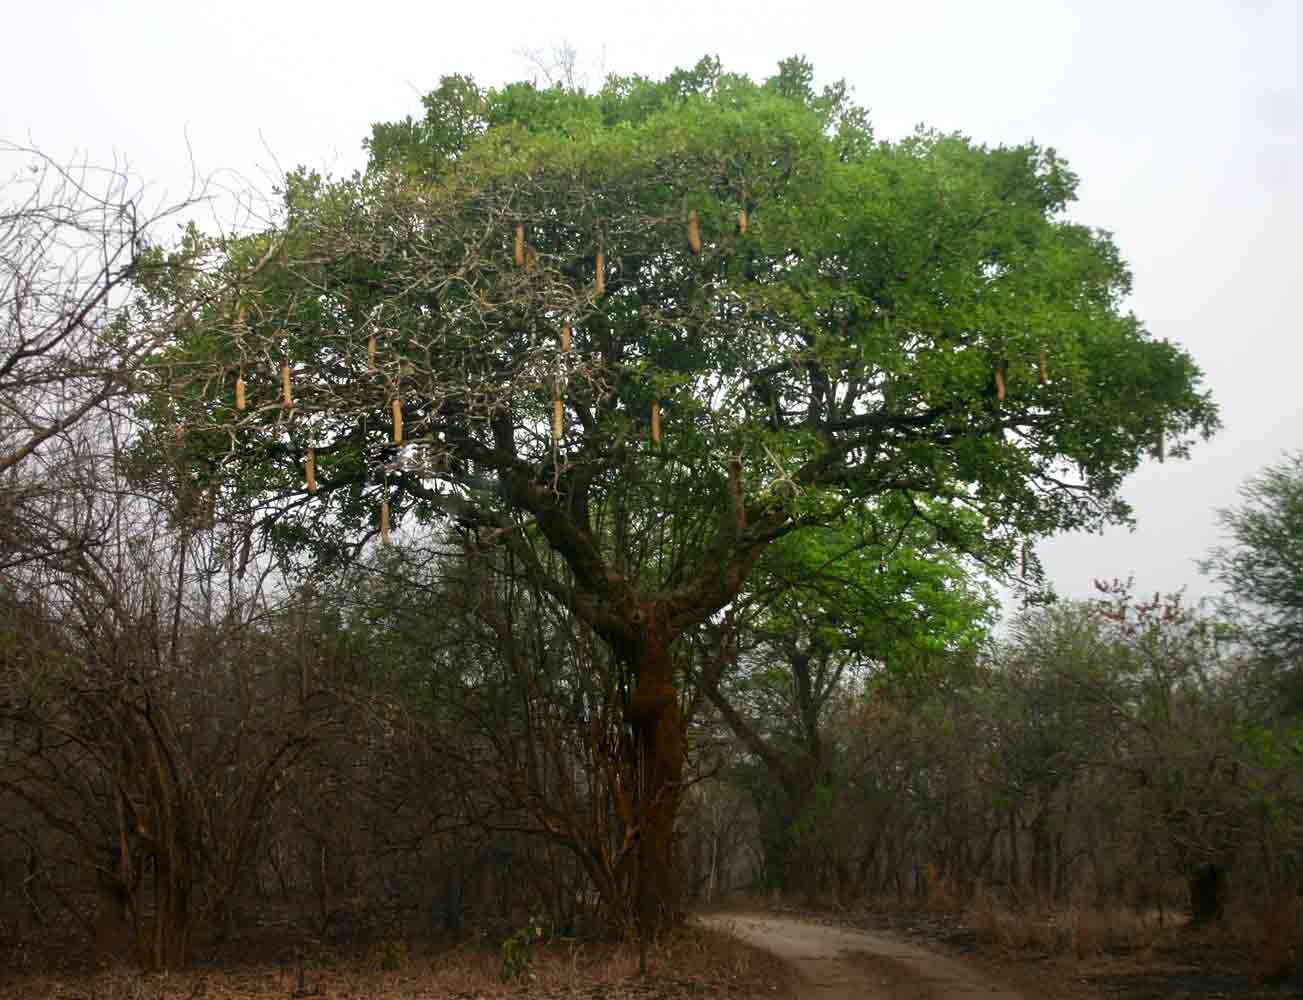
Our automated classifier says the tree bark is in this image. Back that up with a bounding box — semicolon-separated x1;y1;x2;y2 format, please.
149;839;193;969
626;623;684;939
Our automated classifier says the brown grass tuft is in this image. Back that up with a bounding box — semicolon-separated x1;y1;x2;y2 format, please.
968;891;1167;960
923;863;964;913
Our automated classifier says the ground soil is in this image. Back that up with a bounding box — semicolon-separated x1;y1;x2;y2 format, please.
697;912;1026;999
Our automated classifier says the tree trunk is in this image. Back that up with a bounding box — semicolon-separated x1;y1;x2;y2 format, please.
1030;810;1051;902
150;850;193;969
627;625;684;939
93;883;134;968
1007;808;1021;892
1189;863;1225;924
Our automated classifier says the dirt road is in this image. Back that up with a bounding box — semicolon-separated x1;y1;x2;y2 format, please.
697;913;1026;999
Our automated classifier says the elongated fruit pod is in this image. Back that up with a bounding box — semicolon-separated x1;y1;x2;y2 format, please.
1039;349;1049;386
305;448;317;493
514;223;525;267
561;324;571;353
367;335;376;373
595;240;606;296
552;398;564;440
651;399;661;445
235;374;246;411
391;396;403;445
994;363;1007;402
281;360;293;408
1021;542;1027;577
380;497;390;545
687;209;702;255
738;208;749;235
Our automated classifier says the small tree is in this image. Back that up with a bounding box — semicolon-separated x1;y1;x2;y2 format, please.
136;57;1218;935
694;511;992;897
1204;452;1303;675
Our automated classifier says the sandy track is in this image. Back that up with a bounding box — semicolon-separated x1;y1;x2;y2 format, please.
697;913;1025;999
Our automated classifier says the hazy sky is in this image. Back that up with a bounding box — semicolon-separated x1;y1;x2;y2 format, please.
3;0;1299;610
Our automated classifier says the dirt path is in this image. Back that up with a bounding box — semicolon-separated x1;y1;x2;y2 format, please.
697;912;1026;999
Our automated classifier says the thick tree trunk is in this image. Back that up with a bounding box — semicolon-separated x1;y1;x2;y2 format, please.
1189;863;1226;924
627;625;684;939
149;852;193;969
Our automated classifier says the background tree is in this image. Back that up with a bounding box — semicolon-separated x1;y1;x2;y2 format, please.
0;143;205;570
980;584;1301;923
1203;451;1303;687
135;56;1218;935
694;508;993;897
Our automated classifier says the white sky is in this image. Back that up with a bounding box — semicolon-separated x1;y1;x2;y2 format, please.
3;0;1299;611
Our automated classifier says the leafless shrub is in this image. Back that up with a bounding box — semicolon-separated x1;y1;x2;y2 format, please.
0;143;210;570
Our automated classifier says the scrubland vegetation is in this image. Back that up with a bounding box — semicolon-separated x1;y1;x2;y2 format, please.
2;56;1297;999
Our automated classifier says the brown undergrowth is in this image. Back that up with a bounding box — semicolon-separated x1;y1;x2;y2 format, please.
966;889;1303;991
0;924;791;1000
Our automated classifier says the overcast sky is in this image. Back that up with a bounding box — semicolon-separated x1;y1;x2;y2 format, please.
3;0;1299;613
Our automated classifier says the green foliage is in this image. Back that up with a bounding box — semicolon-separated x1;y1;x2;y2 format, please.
755;505;994;651
367;74;489;177
367;938;409;971
499;916;547;981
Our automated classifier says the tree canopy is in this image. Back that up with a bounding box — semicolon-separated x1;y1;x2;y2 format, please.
138;55;1216;610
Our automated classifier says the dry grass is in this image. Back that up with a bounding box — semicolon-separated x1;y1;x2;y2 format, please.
0;924;789;1000
961;893;1303;996
964;884;1303;975
922;864;965;914
967;892;1167;960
